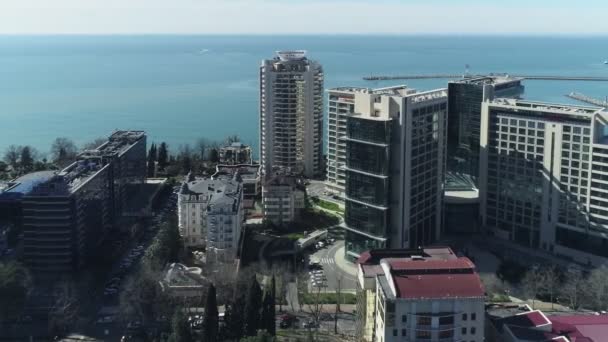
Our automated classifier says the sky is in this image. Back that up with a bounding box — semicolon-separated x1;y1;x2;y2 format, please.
1;0;608;35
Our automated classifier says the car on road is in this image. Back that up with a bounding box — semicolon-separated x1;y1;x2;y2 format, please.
303;319;319;329
279;314;297;328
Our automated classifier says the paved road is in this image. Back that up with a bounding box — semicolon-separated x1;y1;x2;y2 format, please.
306;180;343;204
308;241;357;291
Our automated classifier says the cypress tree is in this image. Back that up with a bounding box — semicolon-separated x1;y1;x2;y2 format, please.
244;275;263;336
158;142;169;169
203;284;219;342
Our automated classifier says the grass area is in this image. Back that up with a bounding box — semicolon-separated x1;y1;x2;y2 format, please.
284;233;305;240
300;292;357;305
310;196;344;213
489;293;511;303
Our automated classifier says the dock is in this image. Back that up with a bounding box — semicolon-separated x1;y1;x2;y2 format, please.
363;74;608;82
566;92;608;107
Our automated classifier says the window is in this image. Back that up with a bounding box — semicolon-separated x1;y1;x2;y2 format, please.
393;329;397;337
462;327;467;335
462;313;468;321
416;331;431;339
401;329;407;336
471;327;476;335
401;315;407;323
471;313;476;321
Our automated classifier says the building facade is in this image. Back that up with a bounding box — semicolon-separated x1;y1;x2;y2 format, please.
341;86;448;261
325;88;355;196
21;131;146;272
445;77;524;234
480;99;608;266
219;142;253;165
259;50;324;178
262;169;306;225
356;247;485;342
178;173;243;262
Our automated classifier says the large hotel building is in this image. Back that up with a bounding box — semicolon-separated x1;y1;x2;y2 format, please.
338;85;448;261
259;50;324;178
480;99;608;266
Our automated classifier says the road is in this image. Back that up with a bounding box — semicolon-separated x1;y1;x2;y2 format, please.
306;180;343;205
308;241;357;291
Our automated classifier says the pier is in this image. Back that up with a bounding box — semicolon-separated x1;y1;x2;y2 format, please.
363;74;608;82
566;92;608;107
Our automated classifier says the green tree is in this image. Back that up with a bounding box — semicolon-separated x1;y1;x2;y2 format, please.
168;309;194;342
261;276;276;336
158;142;169;170
222;298;245;341
20;146;35;173
0;262;31;323
244;275;263;336
239;331;276;342
203;284;219;342
147;143;157;178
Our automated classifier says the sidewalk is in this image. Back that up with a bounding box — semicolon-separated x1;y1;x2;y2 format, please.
333;245;357;277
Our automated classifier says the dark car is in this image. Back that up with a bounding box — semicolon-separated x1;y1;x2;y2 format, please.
279;314;297;328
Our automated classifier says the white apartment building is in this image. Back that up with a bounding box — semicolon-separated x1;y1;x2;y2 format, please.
262;170;306;225
259;50;324;178
480;99;608;266
178;173;243;262
338;85;448;261
356;247;485;342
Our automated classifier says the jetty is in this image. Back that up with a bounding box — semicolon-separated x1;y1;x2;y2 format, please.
363;74;608;82
566;92;608;107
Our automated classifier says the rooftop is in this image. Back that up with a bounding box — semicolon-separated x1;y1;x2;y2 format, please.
385;257;485;300
491;98;604;115
0;171;56;196
180;174;242;213
330;85;416;97
215;164;260;181
450;75;523;86
79;130;145;159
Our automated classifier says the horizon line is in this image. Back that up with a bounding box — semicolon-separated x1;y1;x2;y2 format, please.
1;32;608;37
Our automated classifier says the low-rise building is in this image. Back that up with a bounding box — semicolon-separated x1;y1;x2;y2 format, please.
487;304;608;341
159;263;208;298
219;142;253;165
214;164;260;208
262;170;305;225
356;247;485;342
178;173;243;262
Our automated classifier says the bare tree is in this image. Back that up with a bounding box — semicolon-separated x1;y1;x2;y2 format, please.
586;265;608;311
225;135;241;145
560;268;586;310
3;145;21;169
334;275;343;334
50;137;77;167
541;266;561;310
81;137;107;150
306;283;325;326
522;266;544;309
196;138;209;161
48;281;79;337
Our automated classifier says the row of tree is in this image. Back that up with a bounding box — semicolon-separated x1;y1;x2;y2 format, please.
147;135;242;178
1;137;103;178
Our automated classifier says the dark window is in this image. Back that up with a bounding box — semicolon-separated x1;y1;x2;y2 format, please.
401;329;407;336
462;313;468;321
471;327;476;335
462;327;467;335
393;329;397;337
471;313;476;321
401;315;407;323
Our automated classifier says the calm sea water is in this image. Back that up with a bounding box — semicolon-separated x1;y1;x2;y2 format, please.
1;35;607;155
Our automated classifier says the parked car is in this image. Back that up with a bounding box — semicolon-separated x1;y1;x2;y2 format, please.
303;319;319;329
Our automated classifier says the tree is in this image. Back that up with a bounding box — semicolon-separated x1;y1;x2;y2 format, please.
204;284;219;342
147;143;157;178
586;265;608;311
168;309;194;342
179;144;194;174
19;146;35;173
540;266;561;310
225;135;241;144
197;138;209;161
48;281;79;337
561;268;586;310
261;276;276;336
81;137;106;150
50;137;77;167
158;142;169;170
244;275;263;336
222;300;245;341
209;148;219;163
522;266;544;309
0;262;31;324
3;145;20;170
239;331;276;342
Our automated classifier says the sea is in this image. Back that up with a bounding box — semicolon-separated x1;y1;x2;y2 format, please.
0;35;607;156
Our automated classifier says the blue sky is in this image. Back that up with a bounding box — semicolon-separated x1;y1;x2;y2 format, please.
1;0;607;35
